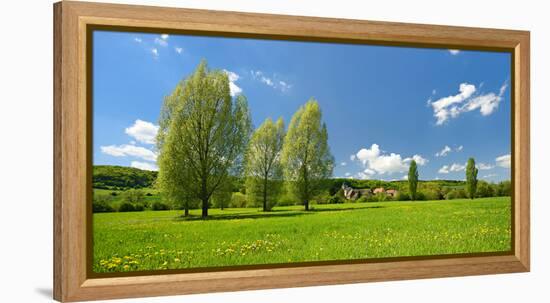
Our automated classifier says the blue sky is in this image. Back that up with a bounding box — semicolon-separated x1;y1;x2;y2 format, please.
93;30;512;182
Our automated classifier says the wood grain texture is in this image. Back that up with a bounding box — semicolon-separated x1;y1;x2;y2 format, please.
53;1;530;301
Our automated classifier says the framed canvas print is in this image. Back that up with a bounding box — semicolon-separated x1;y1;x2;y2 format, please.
53;1;530;302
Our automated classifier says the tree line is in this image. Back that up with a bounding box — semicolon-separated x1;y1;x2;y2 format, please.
157;61;334;217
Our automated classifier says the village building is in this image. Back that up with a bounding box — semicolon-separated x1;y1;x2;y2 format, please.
342;184;399;200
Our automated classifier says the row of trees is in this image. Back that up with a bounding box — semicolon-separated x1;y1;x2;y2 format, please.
407;157;482;200
157;61;333;217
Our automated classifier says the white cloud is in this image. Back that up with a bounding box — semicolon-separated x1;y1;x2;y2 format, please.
496;154;511;168
340;162;347;166
435;145;452;157
350;154;356;161
438;163;465;174
174;47;183;54
223;70;242;97
151;48;159;58
477;163;494;170
344;172;351;177
353;144;426;175
428;82;508;125
482;173;497;179
456;145;464;152
402;175;408;180
404;154;428;166
134;37;142;43
131;161;158;171
356;168;376;180
154;38;168;47
279;81;292;92
101;144;157;162
250;70;291;92
448;49;461;55
154;34;169;47
125;120;159;145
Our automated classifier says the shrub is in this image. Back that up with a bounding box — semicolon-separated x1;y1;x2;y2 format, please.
118;202;136;212
396;192;410;201
151;201;170;211
414;192;427;201
134;203;145;211
421;189;441;201
146;192;153;197
123;189;145;204
229;192;248;208
445;188;467;200
110;191;118;196
92;199;115;213
328;195;344;204
356;196;370;203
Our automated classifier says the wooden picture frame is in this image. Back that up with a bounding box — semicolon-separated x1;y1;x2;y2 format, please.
53;1;530;301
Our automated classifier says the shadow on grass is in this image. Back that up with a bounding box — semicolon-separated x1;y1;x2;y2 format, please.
173;204;385;222
308;205;386;212
173;211;313;222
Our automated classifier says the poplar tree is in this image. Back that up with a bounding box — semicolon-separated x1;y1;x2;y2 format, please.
408;160;419;200
466;157;478;199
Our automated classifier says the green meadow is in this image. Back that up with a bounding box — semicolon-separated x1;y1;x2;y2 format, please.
93;196;511;273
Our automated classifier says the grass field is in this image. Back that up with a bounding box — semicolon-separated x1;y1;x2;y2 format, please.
93;197;511;273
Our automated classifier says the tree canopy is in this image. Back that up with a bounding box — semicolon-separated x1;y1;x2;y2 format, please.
466;157;479;199
157;60;252;217
408;160;419;200
245;117;286;211
281;99;334;210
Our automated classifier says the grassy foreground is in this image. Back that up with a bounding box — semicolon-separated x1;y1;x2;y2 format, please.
93;197;511;273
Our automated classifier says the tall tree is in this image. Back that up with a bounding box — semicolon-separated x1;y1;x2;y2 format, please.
157;82;197;216
245;118;285;211
157;60;252;217
281;99;334;211
408;160;419;200
466;157;478;199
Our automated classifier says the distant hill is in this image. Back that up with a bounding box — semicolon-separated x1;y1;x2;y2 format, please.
93;165;158;190
92;165;467;192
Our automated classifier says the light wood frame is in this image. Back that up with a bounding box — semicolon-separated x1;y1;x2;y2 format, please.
53;1;530;301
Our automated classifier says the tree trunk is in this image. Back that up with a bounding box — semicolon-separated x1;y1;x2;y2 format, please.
201;198;208;217
201;176;209;217
304;199;309;211
184;206;189;217
263;176;268;211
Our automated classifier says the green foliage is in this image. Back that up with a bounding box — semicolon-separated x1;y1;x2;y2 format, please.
396;191;411;201
152;201;171;211
245;118;285;211
123;189;145;205
92;165;157;190
281;99;334;210
118;202;137;212
93;197;511;272
408;160;419;200
421;188;441;201
92;195;116;213
229;192;248;208
494;180;512;196
212;179;233;210
445;188;467;200
476;180;495;198
328;195;344;204
466;158;479;199
157;60;252;217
